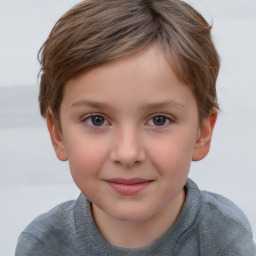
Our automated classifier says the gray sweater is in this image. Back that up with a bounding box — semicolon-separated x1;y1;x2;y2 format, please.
16;179;255;255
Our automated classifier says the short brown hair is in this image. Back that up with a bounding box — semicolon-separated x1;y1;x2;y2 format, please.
38;0;220;125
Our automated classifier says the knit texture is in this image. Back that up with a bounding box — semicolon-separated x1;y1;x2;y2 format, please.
15;179;256;255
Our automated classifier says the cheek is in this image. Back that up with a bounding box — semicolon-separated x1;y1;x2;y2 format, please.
149;133;196;174
67;141;108;199
65;136;108;180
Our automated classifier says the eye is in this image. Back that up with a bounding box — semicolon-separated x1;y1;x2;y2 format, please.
84;114;109;127
147;115;171;126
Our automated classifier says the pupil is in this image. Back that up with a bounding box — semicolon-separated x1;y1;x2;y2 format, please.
153;116;166;126
92;116;104;126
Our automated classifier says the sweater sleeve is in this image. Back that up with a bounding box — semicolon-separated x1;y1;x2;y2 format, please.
218;232;256;256
15;232;46;256
200;191;256;256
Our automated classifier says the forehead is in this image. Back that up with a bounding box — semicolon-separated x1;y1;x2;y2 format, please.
65;44;187;93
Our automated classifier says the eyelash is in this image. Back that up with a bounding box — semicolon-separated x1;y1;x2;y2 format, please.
147;114;173;127
83;114;110;127
82;113;173;127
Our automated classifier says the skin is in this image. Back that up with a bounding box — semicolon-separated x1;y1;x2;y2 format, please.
46;44;217;248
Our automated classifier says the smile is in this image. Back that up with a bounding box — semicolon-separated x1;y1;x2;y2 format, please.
104;178;153;195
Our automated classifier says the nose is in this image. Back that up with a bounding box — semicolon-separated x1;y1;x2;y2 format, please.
110;127;146;167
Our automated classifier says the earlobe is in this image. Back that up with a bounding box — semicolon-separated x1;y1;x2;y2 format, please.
192;110;217;161
46;110;68;161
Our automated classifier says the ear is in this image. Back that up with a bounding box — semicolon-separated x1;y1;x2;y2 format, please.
46;110;68;161
192;110;217;161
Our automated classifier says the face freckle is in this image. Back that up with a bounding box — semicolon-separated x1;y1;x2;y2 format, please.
54;44;206;234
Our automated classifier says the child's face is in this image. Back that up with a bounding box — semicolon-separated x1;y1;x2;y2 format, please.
48;44;215;225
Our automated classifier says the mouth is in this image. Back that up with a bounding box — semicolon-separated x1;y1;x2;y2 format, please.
104;178;153;195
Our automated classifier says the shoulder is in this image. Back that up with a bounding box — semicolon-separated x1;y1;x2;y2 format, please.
190;181;255;255
24;199;76;239
15;197;82;256
200;190;252;233
185;179;253;234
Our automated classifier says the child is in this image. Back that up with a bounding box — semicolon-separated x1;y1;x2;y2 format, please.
16;0;255;255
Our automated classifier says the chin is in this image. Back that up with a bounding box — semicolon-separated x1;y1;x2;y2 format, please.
108;206;154;223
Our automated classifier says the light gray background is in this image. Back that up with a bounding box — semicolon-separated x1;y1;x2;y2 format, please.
0;0;256;255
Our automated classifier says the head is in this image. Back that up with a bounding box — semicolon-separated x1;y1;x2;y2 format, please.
39;0;220;244
38;0;220;127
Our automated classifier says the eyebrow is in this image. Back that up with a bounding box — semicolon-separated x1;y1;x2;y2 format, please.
71;100;114;110
71;100;184;110
142;100;185;110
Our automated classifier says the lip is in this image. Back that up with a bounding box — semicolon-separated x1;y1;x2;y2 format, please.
104;178;153;195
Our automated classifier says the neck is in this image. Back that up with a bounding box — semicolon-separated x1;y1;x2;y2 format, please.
91;189;185;248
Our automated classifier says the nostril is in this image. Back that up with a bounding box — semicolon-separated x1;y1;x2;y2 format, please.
112;159;141;167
